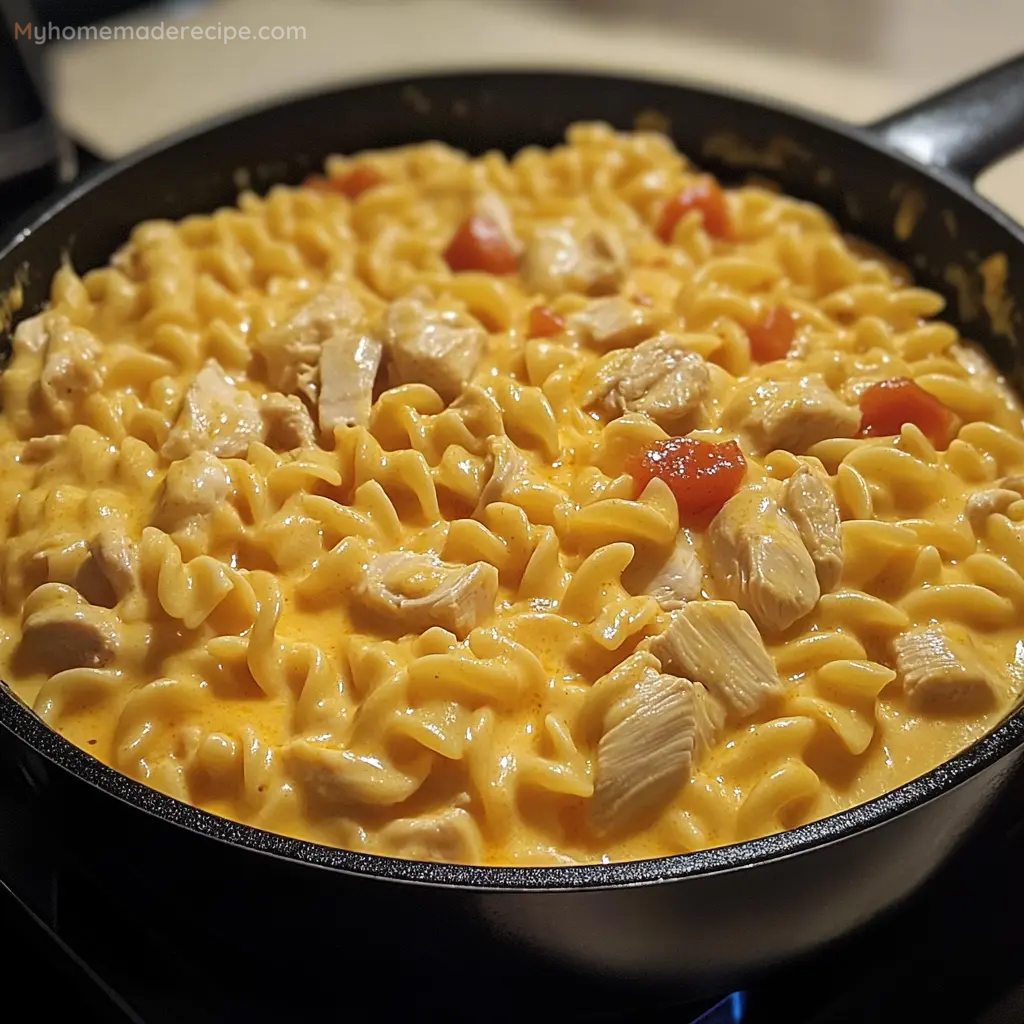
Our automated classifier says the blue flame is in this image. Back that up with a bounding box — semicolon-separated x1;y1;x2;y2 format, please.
692;991;746;1024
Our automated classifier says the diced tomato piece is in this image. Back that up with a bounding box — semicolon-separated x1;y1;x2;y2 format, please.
656;177;732;242
858;377;954;447
747;307;796;362
528;305;566;338
627;437;747;525
444;215;519;275
301;166;383;198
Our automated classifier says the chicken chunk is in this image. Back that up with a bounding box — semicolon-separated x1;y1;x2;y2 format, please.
783;465;843;593
571;297;660;350
637;533;704;610
520;222;626;297
257;277;369;403
725;374;860;455
591;670;697;834
261;393;317;450
90;525;140;603
285;739;427;806
474;435;529;516
384;296;486;403
473;192;521;254
893;625;1000;710
37;316;105;427
318;330;383;430
965;487;1023;532
155;450;232;532
20;583;120;674
161;360;264;460
709;484;820;633
693;681;726;757
358;551;499;639
592;334;710;431
377;807;484;864
649;600;784;718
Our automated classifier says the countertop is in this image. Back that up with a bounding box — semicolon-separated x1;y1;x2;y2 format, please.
44;0;1024;219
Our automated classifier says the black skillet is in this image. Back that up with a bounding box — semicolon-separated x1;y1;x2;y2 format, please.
1;56;1024;996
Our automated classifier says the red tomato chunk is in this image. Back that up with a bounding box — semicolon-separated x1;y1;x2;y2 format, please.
444;215;519;275
302;166;383;198
858;377;954;447
748;307;796;363
528;305;566;338
628;437;747;524
656;178;732;242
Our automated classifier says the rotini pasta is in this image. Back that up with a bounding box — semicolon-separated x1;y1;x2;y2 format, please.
3;123;1023;867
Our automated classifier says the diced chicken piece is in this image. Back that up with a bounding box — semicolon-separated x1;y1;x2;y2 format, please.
257;277;368;403
709;484;820;633
358;551;499;639
261;393;317;450
285;739;427;806
12;313;51;355
783;465;843;593
384;296;486;403
90;525;140;603
693;681;726;757
155;450;232;531
520;222;626;297
20;583;120;674
161;360;264;460
474;435;529;516
638;533;704;610
725;374;860;455
474;192;521;254
965;488;1022;532
37;316;105;427
377;807;484;864
592;334;710;431
649;600;784;718
21;435;65;463
571;297;659;350
318;330;383;429
893;625;999;710
591;670;697;834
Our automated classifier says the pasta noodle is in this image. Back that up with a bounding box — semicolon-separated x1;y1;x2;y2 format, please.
3;123;1023;866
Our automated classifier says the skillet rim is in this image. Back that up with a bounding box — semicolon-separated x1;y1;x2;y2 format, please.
2;66;1024;892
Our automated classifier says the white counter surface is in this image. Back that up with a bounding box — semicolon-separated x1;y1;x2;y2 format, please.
46;0;1024;219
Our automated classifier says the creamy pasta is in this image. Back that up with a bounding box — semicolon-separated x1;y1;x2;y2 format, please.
3;123;1023;867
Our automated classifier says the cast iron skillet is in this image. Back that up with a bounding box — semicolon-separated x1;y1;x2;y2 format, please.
1;56;1024;995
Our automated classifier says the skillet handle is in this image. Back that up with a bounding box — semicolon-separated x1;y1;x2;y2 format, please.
869;54;1024;183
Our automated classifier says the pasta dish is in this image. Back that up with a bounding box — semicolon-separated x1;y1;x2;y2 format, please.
2;124;1022;866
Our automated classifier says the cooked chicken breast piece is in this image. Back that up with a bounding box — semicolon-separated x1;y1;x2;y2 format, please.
649;600;784;718
893;625;1000;710
318;331;383;430
90;525;140;603
161;360;264;460
520;222;626;297
156;450;232;532
261;393;317;450
257;277;369;403
571;297;659;350
473;192;521;254
593;334;710;432
36;315;105;427
358;550;499;638
637;532;704;610
20;583;120;674
693;680;726;757
385;296;486;402
591;670;697;834
377;807;484;864
725;374;860;455
783;465;843;593
710;484;820;633
965;488;1023;531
